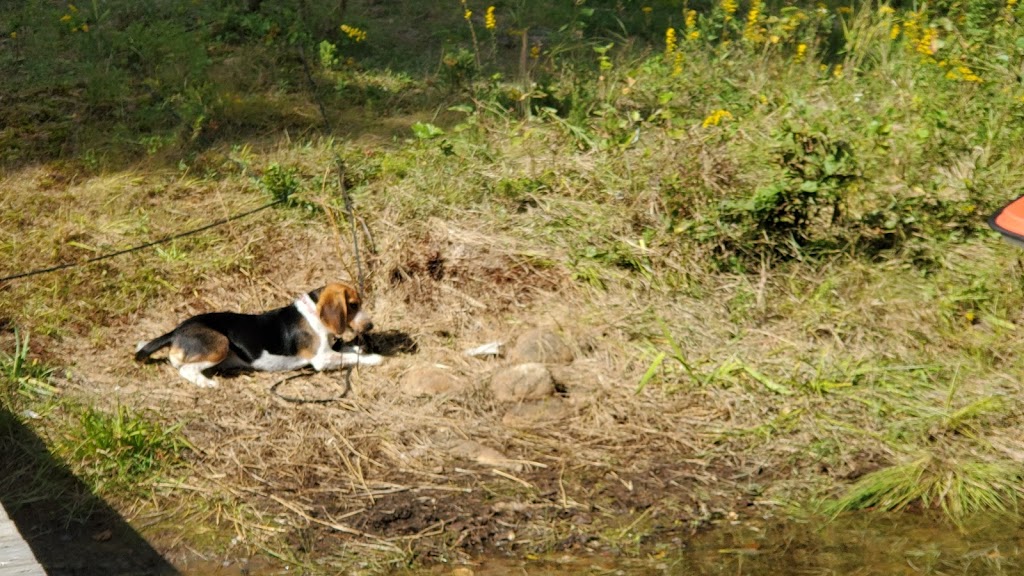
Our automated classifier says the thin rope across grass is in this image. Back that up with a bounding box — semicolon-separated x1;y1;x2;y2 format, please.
0;198;285;285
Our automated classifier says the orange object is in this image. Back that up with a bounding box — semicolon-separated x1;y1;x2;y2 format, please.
990;195;1024;248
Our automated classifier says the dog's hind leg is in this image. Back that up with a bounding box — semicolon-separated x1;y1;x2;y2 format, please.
179;362;221;388
167;328;230;388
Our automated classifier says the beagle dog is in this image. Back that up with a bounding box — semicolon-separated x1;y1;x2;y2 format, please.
134;282;382;387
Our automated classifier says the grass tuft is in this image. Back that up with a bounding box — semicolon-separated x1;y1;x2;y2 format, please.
824;455;1024;524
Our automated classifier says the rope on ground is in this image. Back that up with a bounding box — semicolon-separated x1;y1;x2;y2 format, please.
0;199;285;285
269;368;353;404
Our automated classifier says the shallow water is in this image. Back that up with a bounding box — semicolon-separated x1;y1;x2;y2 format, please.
416;514;1023;576
179;513;1024;575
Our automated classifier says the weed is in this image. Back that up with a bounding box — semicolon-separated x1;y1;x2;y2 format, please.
0;330;57;409
824;455;1024;525
61;404;190;494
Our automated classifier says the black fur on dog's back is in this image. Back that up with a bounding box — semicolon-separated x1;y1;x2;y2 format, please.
134;306;316;364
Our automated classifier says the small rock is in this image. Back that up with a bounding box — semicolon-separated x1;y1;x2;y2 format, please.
400;366;461;396
508;328;574;364
502;398;569;428
490;363;554;402
452;567;475;576
448;440;521;471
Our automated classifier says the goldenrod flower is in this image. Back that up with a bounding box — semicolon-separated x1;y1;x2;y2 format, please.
722;0;738;22
685;9;697;29
832;64;843;78
916;27;937;56
744;0;763;42
642;6;653;14
879;5;895;15
795;42;807;61
61;14;72;23
1009;0;1018;8
890;24;901;40
673;51;683;76
946;64;982;82
485;6;496;30
340;24;366;42
464;9;472;20
688;30;700;41
530;44;541;59
702;109;733;128
80;23;89;32
665;27;678;58
68;3;78;12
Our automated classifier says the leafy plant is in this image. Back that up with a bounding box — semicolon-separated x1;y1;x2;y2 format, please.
723;123;859;256
0;330;57;409
63;404;190;493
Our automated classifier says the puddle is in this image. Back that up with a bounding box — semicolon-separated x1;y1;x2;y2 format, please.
414;514;1023;576
176;514;1024;575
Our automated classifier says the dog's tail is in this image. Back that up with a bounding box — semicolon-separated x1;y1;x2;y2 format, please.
134;332;175;362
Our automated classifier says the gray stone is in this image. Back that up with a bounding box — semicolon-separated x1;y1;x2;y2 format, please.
401;366;462;396
508;328;574;364
490;363;554;402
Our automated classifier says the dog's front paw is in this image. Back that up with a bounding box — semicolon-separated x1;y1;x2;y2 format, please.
353;353;383;366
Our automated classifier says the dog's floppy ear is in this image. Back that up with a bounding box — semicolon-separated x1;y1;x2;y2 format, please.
317;284;348;337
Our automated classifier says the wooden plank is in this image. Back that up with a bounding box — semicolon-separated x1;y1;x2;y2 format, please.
0;502;46;576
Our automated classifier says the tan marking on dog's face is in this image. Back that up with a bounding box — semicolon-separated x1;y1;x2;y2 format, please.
317;282;372;338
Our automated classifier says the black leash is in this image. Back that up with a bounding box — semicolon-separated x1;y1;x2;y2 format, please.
271;36;375;404
269;369;353;404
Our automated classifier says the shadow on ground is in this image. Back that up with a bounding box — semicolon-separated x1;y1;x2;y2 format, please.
0;406;178;576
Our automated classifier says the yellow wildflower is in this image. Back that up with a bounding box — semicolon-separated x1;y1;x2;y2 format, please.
917;27;937;56
10;31;16;38
795;43;807;62
665;27;678;58
722;0;738;22
879;5;895;15
890;24;900;40
838;6;853;15
673;51;683;76
68;3;78;12
744;0;763;42
642;6;653;14
485;6;496;30
832;64;843;78
685;10;699;41
61;14;72;23
1009;0;1018;7
530;44;540;59
464;9;472;20
946;64;982;83
80;23;89;32
702;109;733;128
340;24;367;42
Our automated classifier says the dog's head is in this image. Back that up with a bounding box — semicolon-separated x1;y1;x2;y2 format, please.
316;282;374;339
